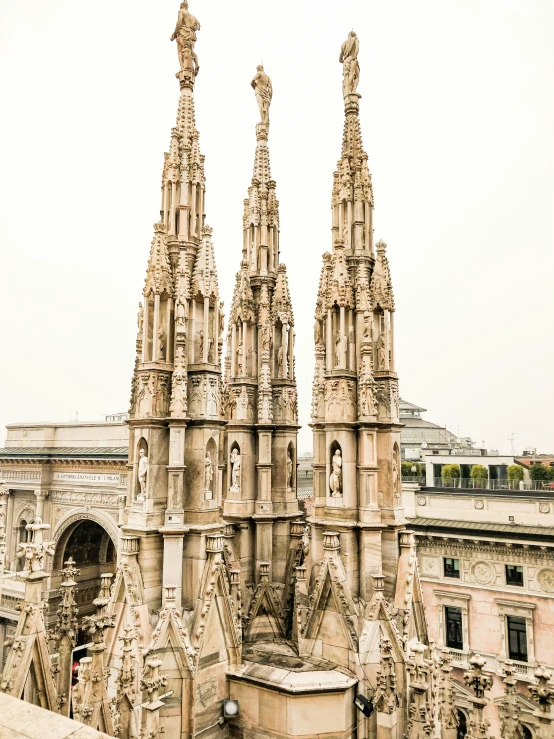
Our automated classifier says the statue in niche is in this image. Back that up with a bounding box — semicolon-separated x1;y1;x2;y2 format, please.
199;330;204;360
339;31;360;98
392;457;399;496
314;319;322;346
208;334;215;363
158;330;166;360
261;324;270;353
301;525;310;557
251;65;273;125
277;345;284;377
287;452;293;490
170;1;200;76
137;303;144;334
219;302;225;337
230;448;241;492
329;449;343;497
176;300;187;327
204;451;214;493
363;311;372;340
377;333;386;369
335;333;347;367
138;448;148;500
236;341;243;374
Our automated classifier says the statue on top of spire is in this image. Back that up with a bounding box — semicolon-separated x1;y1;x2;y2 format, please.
251;65;273;125
171;1;201;77
339;31;360;98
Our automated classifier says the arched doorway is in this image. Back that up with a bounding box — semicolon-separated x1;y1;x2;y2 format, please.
51;517;117;641
457;709;467;739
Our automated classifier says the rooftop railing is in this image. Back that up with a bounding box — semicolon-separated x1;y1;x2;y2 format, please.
433;478;554;491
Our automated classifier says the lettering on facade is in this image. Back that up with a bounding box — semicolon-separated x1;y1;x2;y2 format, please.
52;472;121;485
50;491;119;506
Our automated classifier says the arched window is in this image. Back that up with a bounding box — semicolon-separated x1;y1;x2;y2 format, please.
522;726;533;739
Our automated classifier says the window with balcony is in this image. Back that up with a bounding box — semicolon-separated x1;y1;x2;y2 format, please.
507;616;528;662
445;606;463;650
506;564;524;587
444;558;460;579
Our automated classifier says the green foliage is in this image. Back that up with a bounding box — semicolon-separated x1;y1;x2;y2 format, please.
507;465;524;482
441;464;461;482
402;461;424;477
470;464;488;481
529;464;554;482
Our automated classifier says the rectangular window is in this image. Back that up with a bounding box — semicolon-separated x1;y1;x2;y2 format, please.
444;558;460;579
507;616;528;662
506;565;524;587
445;606;463;650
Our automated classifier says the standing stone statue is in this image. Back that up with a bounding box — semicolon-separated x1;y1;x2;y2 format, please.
287;452;293;490
137;302;144;334
377;333;386;369
204;451;213;492
339;31;360;98
138;448;148;499
392;457;399;494
230;448;241;492
236;341;244;374
251;65;273;124
158;330;166;360
170;1;200;76
329;449;343;497
277;345;284;376
199;330;204;360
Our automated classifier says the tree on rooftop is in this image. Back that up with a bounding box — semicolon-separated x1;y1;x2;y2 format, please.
507;465;524;483
470;464;488;488
441;464;460;487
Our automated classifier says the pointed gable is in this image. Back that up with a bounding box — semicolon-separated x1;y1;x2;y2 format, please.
144;222;173;298
271;263;294;326
229;260;255;324
191;225;220;301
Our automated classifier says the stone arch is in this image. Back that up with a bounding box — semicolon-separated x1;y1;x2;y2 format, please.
329;440;343;497
15;509;34;570
52;509;119;570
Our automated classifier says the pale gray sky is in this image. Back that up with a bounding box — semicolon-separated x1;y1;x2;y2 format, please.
1;0;553;454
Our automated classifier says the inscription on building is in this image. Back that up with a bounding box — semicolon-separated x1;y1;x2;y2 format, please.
52;472;121;485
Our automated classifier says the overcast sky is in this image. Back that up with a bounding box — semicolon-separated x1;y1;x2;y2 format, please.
1;0;553;455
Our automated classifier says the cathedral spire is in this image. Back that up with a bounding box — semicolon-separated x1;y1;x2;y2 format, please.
332;31;374;254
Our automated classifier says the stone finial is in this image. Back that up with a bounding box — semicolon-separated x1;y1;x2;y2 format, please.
16;518;55;575
206;533;224;553
164;584;177;604
464;654;493;699
259;562;270;582
399;530;416;548
323;531;340;551
115;626;136;696
141;658;168;704
372;573;385;592
530;665;554;714
223;523;235;538
120;536;140;556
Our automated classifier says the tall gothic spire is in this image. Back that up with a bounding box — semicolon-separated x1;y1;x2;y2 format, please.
223;67;299;592
126;1;225;615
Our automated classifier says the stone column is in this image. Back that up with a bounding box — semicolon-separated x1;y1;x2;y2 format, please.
142;299;150;362
34;490;47;520
326;309;333;371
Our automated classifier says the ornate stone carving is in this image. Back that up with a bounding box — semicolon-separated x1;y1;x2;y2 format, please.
373;637;400;714
472;560;494;585
537;568;554;593
499;660;525;739
463;654;493;739
230;448;241;492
